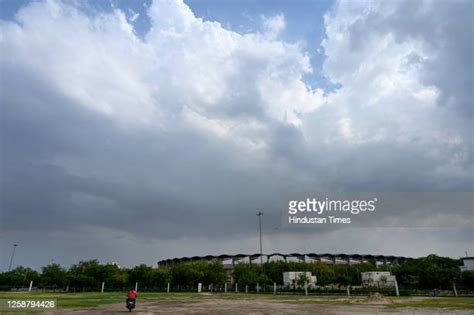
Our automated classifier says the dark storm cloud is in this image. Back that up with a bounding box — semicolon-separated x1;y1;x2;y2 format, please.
0;58;294;239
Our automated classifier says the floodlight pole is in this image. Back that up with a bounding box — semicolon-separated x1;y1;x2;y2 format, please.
8;244;18;271
257;212;264;268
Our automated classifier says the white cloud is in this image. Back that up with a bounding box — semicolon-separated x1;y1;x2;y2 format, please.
261;13;285;39
313;0;472;157
1;0;322;133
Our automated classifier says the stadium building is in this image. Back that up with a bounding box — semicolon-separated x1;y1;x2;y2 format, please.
158;253;412;283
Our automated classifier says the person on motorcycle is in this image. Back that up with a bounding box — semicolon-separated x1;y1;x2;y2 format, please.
126;288;137;311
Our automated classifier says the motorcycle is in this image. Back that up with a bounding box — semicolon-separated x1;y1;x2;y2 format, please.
126;298;136;312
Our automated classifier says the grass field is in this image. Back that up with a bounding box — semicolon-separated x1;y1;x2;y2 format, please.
1;291;473;311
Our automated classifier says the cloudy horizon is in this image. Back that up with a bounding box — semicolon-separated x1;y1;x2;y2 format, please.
1;0;473;271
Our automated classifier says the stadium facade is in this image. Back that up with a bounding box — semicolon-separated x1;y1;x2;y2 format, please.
158;253;411;267
158;253;411;283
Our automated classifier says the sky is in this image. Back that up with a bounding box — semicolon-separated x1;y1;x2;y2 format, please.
0;0;473;270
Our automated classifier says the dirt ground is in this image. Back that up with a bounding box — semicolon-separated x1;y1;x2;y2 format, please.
54;299;474;315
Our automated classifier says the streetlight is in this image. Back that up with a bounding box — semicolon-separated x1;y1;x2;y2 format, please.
8;244;18;271
257;212;264;267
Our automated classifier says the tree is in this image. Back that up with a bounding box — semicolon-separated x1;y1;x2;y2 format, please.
0;267;39;288
185;268;205;286
66;274;95;291
151;268;172;288
264;261;289;284
170;262;205;287
102;264;127;289
296;273;310;287
40;264;67;288
316;268;336;286
233;263;265;287
392;255;461;289
128;264;153;288
460;271;474;289
67;260;100;290
334;274;352;288
0;255;468;292
404;275;420;289
205;260;227;285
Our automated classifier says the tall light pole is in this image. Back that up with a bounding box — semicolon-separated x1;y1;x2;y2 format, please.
8;244;18;271
257;212;264;267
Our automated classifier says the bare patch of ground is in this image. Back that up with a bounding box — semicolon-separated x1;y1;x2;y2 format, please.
54;298;474;315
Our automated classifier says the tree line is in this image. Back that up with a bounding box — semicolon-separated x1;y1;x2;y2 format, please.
233;255;473;290
0;255;472;291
